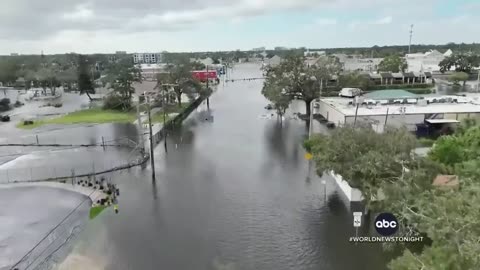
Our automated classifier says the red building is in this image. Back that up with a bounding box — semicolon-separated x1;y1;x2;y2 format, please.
191;70;218;83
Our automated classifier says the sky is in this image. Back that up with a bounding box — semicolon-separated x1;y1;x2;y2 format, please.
0;0;479;54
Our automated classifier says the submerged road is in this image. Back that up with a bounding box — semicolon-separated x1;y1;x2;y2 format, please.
63;63;389;270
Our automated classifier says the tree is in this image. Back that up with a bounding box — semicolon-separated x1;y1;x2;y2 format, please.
156;63;202;107
338;72;371;90
378;55;408;73
261;78;290;119
306;126;416;206
262;54;341;117
57;67;77;91
103;58;141;110
190;61;206;70
77;55;95;101
448;71;469;86
0;59;19;86
306;124;480;270
439;53;480;73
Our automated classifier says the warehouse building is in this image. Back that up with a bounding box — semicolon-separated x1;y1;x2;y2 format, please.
317;90;480;132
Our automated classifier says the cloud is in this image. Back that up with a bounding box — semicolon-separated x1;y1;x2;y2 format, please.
314;18;338;26
373;16;393;25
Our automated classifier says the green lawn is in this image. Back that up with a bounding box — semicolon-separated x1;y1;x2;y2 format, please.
89;205;107;220
145;102;190;124
17;108;136;129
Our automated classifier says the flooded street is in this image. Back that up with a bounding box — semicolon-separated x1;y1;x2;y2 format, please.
61;63;389;270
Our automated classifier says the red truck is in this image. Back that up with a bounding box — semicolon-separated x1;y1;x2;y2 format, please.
191;70;218;83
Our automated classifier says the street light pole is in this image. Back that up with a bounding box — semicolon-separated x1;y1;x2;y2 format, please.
147;98;156;181
477;69;480;92
309;79;323;139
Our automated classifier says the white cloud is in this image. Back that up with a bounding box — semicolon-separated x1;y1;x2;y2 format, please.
373;16;393;25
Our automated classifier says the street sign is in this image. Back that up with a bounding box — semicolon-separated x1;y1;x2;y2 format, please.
304;153;313;160
353;212;363;228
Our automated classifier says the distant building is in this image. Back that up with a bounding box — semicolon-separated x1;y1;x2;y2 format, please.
332;54;383;72
274;47;288;51
133;53;163;64
264;55;282;67
252;47;266;52
116;51;127;54
138;63;169;80
406;50;451;73
10;53;19;56
304;49;326;57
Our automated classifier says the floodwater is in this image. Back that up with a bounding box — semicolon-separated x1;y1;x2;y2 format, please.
0;186;90;270
60;63;390;270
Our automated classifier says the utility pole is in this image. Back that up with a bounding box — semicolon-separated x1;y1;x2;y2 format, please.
163;86;168;153
136;102;145;150
408;24;414;54
477;69;480;92
206;64;210;109
147;101;156;181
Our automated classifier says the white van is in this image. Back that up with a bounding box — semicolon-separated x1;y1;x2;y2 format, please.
339;88;362;98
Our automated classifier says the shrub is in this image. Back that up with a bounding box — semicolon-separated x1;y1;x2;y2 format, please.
103;94;132;111
418;138;436;147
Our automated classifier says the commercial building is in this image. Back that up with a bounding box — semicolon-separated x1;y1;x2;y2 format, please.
133;53;163;64
317;91;480;131
138;63;169;80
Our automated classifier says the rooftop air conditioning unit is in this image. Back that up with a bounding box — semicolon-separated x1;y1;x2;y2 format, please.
418;99;428;106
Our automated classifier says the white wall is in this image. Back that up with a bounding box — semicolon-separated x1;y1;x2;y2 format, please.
319;101;346;126
329;171;364;202
345;114;425;131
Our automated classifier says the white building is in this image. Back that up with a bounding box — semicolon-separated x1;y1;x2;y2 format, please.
343;58;383;72
138;63;169;80
133;53;163;64
317;95;480;131
332;54;383;72
406;50;451;73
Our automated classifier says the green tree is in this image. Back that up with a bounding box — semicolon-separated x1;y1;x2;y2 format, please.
439;54;480;73
448;71;469;86
77;55;95;101
156;63;202;107
0;59;19;86
306;126;416;206
378;55;408;73
338;72;371;90
262;55;341;117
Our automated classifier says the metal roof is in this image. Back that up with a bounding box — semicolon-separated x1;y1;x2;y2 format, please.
364;89;418;100
425;119;460;124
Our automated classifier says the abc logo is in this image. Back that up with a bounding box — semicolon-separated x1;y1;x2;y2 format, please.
374;213;398;236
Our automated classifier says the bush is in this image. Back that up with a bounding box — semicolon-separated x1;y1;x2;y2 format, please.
0;98;11;112
103;94;132;111
418;138;436;147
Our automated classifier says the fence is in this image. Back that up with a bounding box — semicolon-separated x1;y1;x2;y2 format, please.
0;135;140;148
10;198;91;270
0;152;148;184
